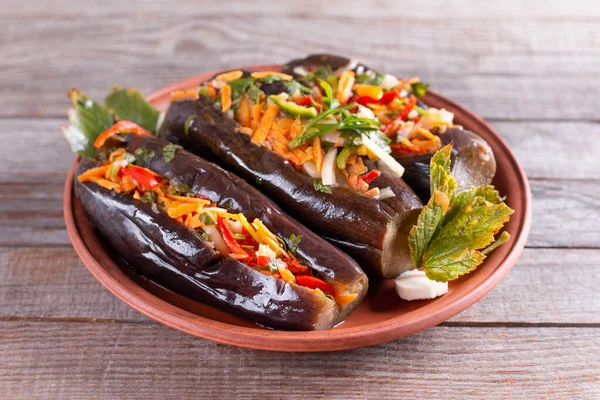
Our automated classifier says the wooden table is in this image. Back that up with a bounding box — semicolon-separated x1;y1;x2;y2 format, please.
2;1;599;398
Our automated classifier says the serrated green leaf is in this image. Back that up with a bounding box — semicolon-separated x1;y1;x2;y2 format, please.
408;190;449;268
409;144;514;282
62;90;114;158
104;87;159;133
430;144;455;197
423;248;485;282
422;197;514;282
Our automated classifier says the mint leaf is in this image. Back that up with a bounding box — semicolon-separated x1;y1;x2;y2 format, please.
62;89;114;158
104;87;160;133
162;143;181;163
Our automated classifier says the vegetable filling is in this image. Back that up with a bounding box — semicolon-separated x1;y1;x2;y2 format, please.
173;69;435;197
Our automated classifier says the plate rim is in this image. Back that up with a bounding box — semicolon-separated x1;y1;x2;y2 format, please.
64;64;532;352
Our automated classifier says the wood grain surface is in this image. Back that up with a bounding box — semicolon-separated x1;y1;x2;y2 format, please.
1;0;599;398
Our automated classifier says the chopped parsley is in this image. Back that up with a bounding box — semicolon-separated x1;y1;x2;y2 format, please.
314;179;332;194
162;143;181;163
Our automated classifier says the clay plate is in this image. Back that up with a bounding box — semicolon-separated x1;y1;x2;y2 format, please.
64;65;532;352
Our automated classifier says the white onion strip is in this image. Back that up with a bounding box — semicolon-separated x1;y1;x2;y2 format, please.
361;135;405;178
303;160;321;179
204;225;229;255
321;148;338;186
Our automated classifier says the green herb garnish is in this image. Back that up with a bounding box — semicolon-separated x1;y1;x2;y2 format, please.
199;212;216;226
356;73;385;86
140;191;157;203
184;114;197;135
410;82;429;98
133;147;155;166
284;80;312;96
162;143;181;163
408;144;514;282
104;87;160;132
228;78;255;99
288;234;303;255
168;181;194;196
314;179;332;194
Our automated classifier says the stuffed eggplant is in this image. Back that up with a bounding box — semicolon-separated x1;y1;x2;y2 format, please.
392;128;496;202
159;68;424;279
284;54;497;202
73;122;368;331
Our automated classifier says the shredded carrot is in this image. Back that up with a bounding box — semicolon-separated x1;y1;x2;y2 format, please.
289;116;303;139
335;293;358;305
206;83;218;99
186;213;202;229
170;89;199;102
251;102;279;145
165;194;210;204
365;187;380;197
337;71;356;105
77;166;109;182
236;96;251;127
312;137;323;171
214;70;243;82
272;140;301;165
87;176;121;191
290;148;311;164
250;71;293;81
251;102;263;132
220;83;232;112
108;148;126;163
167;203;200;219
133;191;141;200
120;175;136;192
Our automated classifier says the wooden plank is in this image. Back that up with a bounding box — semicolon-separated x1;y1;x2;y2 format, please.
3;0;600;19
0;16;598;119
0;322;598;398
1;247;598;324
1;179;598;247
3;118;600;182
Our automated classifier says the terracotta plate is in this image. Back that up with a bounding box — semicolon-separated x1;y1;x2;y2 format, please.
64;65;532;352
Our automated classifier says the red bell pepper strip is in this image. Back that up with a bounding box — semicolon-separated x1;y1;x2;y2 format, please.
381;95;417;136
256;255;270;267
287;259;311;275
293;95;313;107
359;170;381;184
94;120;153;148
295;275;334;295
353;95;380;106
118;166;160;190
217;217;249;258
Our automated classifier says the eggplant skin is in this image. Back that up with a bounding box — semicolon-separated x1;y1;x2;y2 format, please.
158;99;422;279
393;128;497;203
282;54;369;76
